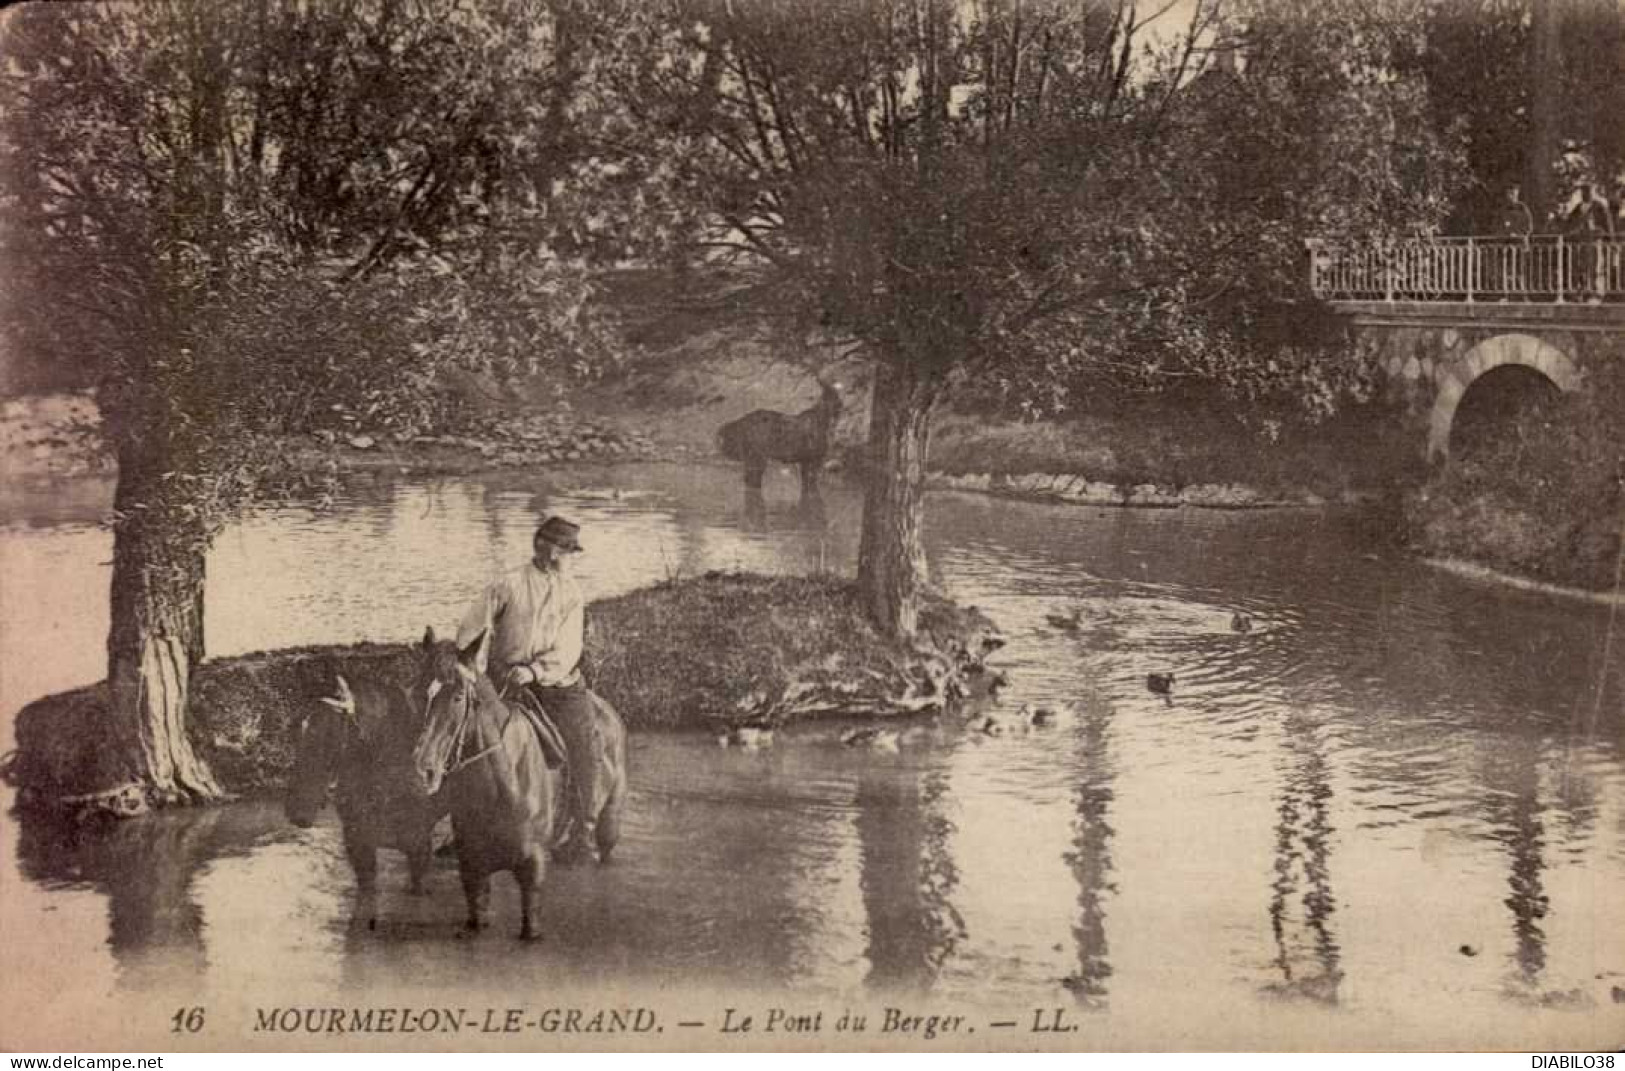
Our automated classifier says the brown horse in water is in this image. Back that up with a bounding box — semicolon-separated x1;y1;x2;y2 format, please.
717;377;843;498
410;628;627;940
286;672;445;904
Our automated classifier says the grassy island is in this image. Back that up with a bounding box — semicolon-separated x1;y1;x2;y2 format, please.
4;572;1004;817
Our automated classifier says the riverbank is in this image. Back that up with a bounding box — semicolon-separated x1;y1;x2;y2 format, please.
1403;385;1622;593
926;400;1415;509
1;365;1401;506
0;268;1406;500
3;571;1004;817
8;294;1606;587
1409;483;1622;593
1424;556;1625;606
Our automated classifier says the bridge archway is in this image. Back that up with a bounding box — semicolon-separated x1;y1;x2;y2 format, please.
1427;333;1582;460
1448;365;1563;458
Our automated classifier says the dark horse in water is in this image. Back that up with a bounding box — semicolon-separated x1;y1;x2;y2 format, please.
285;672;446;905
717;376;842;499
411;628;628;940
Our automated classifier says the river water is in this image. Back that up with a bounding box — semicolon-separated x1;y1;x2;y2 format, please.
1;463;1621;1050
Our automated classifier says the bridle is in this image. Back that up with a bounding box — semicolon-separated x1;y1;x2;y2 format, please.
427;675;512;781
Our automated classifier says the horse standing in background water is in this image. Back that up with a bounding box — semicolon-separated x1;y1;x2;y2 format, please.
717;377;843;502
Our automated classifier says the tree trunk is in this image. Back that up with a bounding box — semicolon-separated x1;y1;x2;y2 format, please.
105;444;221;807
1526;0;1564;221
856;355;942;639
1574;0;1625;190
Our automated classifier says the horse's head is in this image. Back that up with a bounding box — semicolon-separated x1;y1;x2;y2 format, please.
285;674;363;828
411;627;488;797
816;376;843;414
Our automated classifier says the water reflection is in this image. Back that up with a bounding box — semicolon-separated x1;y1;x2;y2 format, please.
741;484;829;538
856;761;964;990
15;804;295;989
1063;697;1115;1007
3;465;1624;1048
1496;750;1550;992
670;499;712;579
1263;708;1342;1005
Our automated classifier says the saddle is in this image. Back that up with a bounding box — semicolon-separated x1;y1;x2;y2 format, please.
510;689;569;770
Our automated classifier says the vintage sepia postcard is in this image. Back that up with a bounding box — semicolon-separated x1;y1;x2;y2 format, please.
1;0;1621;1055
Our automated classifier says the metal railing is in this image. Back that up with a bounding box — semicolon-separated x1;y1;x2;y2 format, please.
1306;235;1625;304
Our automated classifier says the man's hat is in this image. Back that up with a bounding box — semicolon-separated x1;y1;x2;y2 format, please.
534;515;584;552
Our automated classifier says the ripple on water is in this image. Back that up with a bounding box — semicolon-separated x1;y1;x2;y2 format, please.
2;468;1623;1044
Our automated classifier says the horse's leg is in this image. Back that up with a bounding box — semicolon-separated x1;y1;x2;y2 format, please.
799;461;821;498
594;714;628;863
515;849;547;942
743;485;767;528
343;828;379;893
398;792;438;893
797;470;826;526
459;866;491;935
594;776;624;863
343;832;381;931
743;458;765;491
405;835;432;895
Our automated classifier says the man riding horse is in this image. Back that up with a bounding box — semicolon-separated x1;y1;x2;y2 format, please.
456;515;601;861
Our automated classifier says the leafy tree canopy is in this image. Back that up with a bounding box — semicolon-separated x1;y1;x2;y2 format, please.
1;0;653;533
614;0;1466;421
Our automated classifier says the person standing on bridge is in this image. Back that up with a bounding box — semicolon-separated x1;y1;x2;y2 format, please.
1564;183;1615;302
1495;185;1535;298
1497;185;1534;237
457;515;600;861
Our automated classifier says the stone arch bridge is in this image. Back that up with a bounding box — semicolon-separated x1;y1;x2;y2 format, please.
1308;234;1624;459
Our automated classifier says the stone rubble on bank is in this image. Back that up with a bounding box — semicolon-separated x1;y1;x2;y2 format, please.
312;413;683;470
926;470;1321;508
6;389;1323;509
6;392;1337;511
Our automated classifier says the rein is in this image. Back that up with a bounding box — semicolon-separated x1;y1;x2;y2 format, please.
436;681;514;780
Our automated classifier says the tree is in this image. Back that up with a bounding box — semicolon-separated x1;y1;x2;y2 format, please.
1536;0;1623;216
1393;0;1530;231
1397;0;1624;228
620;0;1463;637
1158;0;1467;419
0;0;636;806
